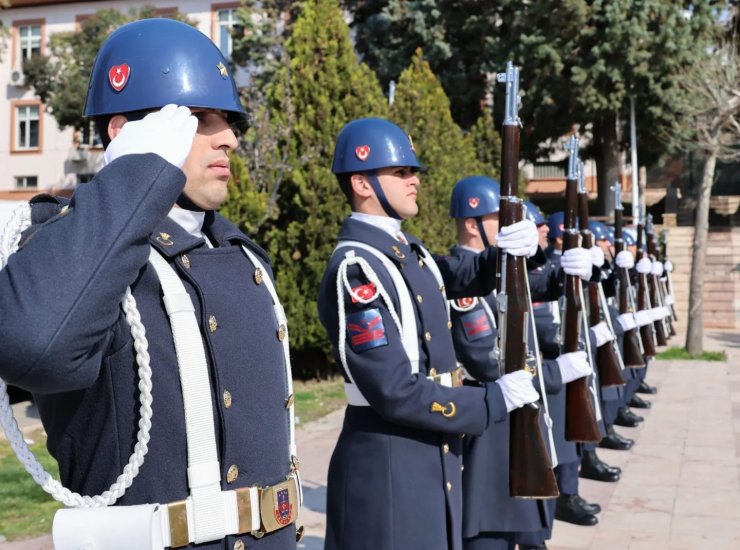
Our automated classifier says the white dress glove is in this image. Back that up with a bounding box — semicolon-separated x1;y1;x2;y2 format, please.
556;351;593;384
497;219;539;257
635;310;653;327
615;250;635;269
651;261;664;276
617;313;637;331
590;246;605;267
664;260;673;272
561;248;593;281
590;321;615;347
103;104;198;168
664;294;675;306
636;257;652;274
650;307;664;321
495;370;540;412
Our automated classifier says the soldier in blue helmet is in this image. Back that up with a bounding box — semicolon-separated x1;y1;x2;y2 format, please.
318;123;546;550
445;180;594;550
0;19;299;550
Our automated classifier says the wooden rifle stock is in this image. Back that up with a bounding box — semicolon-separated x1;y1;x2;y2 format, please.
496;63;558;498
647;224;674;340
614;209;644;367
636;225;657;357
577;194;623;388
660;232;679;322
562;163;600;443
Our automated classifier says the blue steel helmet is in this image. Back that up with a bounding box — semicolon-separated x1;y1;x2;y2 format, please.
84;19;247;125
523;200;546;225
606;225;616;244
588;220;611;243
547;211;566;238
332;118;422;175
449;176;500;219
623;227;637;246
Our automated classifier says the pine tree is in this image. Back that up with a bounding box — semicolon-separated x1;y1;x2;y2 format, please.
261;0;388;376
390;49;484;254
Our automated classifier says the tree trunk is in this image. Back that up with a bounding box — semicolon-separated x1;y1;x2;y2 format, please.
685;148;717;354
594;113;619;217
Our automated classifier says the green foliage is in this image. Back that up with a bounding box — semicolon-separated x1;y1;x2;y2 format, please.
0;429;62;540
656;347;727;361
22;7;193;132
260;0;388;376
469;108;502;179
390;49;484;253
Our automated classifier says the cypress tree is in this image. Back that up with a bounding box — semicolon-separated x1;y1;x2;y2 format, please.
469;108;502;180
262;0;388;376
390;49;483;253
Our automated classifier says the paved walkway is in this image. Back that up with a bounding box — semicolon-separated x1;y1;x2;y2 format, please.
3;329;739;549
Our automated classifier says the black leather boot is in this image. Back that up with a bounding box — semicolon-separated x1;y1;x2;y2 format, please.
614;406;643;427
637;380;657;394
580;450;621;482
629;394;652;409
555;494;598;526
599;426;634;450
573;494;602;514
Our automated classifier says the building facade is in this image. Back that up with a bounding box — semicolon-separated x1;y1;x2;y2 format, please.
0;0;242;202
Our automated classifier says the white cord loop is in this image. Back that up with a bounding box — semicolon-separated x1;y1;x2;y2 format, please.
0;203;153;508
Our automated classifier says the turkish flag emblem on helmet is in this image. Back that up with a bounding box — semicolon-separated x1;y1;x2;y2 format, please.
468;197;480;208
108;64;131;92
355;145;370;161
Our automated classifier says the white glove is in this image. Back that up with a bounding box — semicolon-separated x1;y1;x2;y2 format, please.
556;351;593;384
635;310;652;327
590;321;615;347
636;258;652;274
661;306;672;318
664;260;673;272
561;248;593;281
650;307;664;321
497;219;539;257
651;261;664;276
103;104;198;168
617;313;637;331
495;370;540;412
664;294;675;306
615;250;635;269
590;246;605;267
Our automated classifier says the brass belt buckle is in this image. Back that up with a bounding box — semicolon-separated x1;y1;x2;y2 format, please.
259;476;299;534
167;500;189;548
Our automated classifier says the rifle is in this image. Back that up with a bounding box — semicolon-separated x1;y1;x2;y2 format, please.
496;61;558;498
577;165;623;388
660;229;679;322
613;184;645;367
561;136;601;443
636;224;658;355
646;215;675;338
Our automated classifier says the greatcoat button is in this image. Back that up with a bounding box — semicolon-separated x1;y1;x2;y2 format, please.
443;443;449;454
223;390;232;409
209;315;218;333
446;481;452;492
277;324;287;341
254;267;263;285
425;331;432;342
447;320;452;329
180;254;191;269
227;464;239;484
416;295;423;304
419;259;425;268
234;540;245;550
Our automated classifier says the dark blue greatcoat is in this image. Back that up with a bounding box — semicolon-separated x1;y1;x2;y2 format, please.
447;246;563;543
0;154;295;550
317;218;511;550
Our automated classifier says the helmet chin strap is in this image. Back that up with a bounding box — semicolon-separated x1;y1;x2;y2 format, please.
367;170;402;220
475;217;491;248
176;192;206;212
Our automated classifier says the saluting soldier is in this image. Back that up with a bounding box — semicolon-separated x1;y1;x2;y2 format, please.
445;178;593;550
0;19;299;549
317;120;544;550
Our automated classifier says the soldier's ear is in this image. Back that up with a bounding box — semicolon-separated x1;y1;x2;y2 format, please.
464;217;479;236
350;173;374;200
107;115;129;141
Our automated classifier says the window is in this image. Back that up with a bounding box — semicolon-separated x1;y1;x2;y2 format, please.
77;173;94;184
79;122;102;148
214;5;239;60
13;19;45;68
12;102;42;152
15;176;38;189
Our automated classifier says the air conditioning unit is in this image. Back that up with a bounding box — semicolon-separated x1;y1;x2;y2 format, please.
9;68;26;87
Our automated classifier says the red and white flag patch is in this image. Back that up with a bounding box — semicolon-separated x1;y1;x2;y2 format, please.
350;283;377;303
355;145;370;161
108;64;131;92
468;197;480;208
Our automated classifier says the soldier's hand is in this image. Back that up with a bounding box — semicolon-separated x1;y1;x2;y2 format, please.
590;246;605;267
590;321;615;347
103;104;198;169
616;313;637;331
664;260;673;272
635;258;652;274
496;219;539;257
561;248;592;280
615;250;634;269
556;350;592;383
495;370;539;412
651;261;664;276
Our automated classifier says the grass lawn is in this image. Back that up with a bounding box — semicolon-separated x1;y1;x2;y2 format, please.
656;347;727;361
0;378;346;541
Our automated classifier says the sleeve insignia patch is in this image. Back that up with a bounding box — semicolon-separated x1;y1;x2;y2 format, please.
461;310;493;341
350;283;377;303
347;308;388;352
